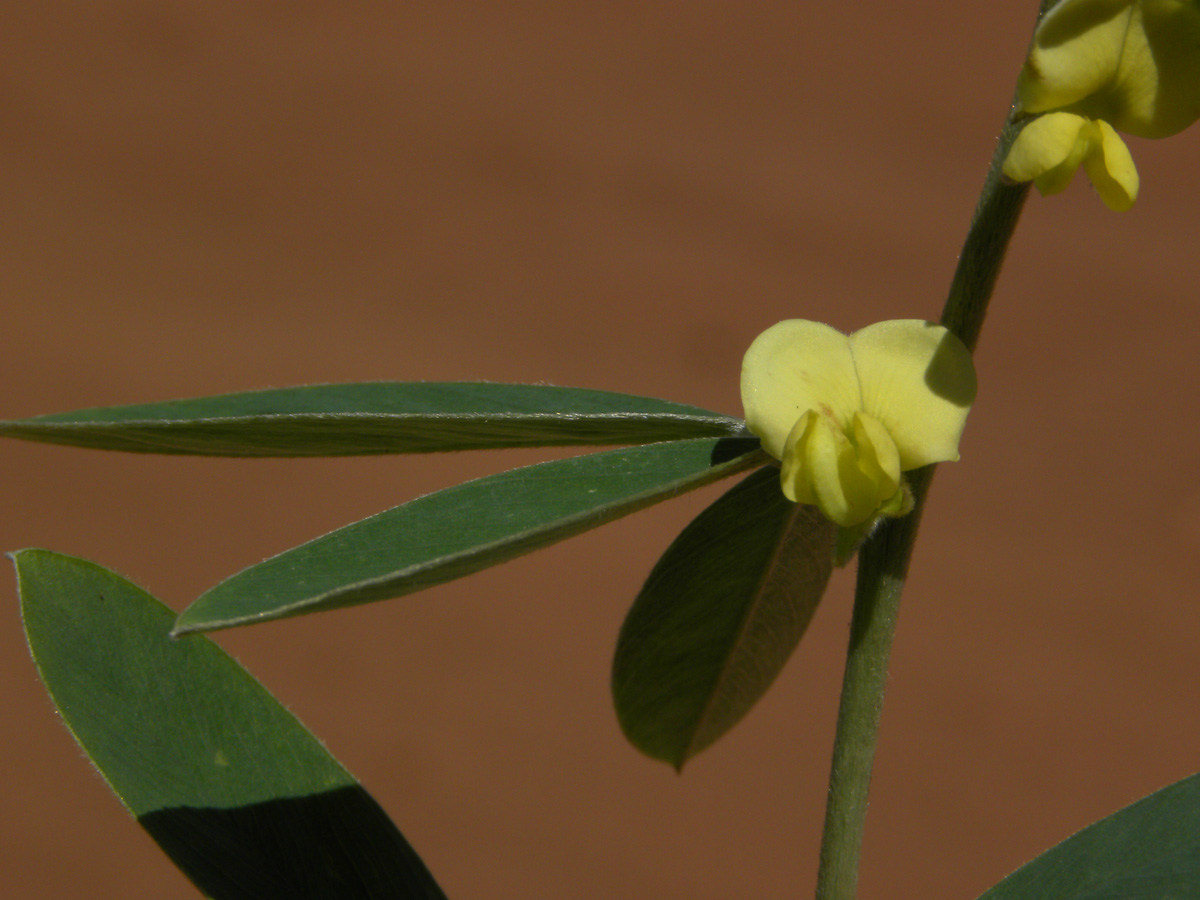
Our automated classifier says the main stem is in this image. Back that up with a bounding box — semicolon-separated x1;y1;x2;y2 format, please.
812;113;1031;899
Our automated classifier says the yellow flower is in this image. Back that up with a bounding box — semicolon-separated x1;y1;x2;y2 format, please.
1002;0;1200;207
1004;112;1139;211
1017;0;1200;139
740;320;976;528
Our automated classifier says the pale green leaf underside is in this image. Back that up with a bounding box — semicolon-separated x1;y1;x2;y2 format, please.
14;549;446;900
175;437;767;634
977;771;1200;900
612;466;836;769
0;382;743;456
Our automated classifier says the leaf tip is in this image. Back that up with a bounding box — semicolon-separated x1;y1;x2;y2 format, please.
172;599;260;636
169;613;204;638
8;547;44;579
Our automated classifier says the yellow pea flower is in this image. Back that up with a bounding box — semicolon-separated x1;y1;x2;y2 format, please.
1017;0;1200;139
1004;112;1139;211
1002;0;1200;207
740;320;976;530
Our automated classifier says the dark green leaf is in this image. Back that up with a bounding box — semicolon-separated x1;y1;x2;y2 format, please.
175;437;767;634
0;382;743;456
14;549;447;900
977;771;1200;900
612;466;835;769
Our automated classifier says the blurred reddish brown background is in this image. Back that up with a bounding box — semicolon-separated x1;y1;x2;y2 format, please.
3;3;1200;898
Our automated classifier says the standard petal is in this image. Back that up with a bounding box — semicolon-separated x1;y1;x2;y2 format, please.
1003;113;1090;190
741;320;861;460
1083;120;1139;210
1017;0;1134;115
1112;0;1200;138
848;320;976;470
1018;0;1200;139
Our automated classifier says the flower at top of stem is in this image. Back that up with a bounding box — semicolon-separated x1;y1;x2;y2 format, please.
740;320;976;529
1002;0;1200;208
1017;0;1200;139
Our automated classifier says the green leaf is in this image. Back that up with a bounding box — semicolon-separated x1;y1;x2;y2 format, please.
175;437;767;634
14;549;447;900
611;466;836;769
0;382;744;456
977;771;1200;900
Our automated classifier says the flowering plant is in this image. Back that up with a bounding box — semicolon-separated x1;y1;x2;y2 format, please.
3;2;1199;899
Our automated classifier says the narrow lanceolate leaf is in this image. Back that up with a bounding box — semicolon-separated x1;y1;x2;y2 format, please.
0;382;744;456
175;437;767;635
612;466;836;769
976;771;1200;900
14;549;447;900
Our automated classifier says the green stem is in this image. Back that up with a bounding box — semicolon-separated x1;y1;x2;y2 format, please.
812;99;1033;900
940;115;1034;353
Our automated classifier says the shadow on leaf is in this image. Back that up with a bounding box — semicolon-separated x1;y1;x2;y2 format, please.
140;785;444;900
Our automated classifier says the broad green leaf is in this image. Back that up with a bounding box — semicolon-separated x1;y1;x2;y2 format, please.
977;771;1200;900
0;382;744;456
175;437;767;634
612;466;835;769
15;549;447;900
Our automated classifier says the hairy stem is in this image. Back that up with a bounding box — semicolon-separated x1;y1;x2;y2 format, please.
812;95;1033;900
